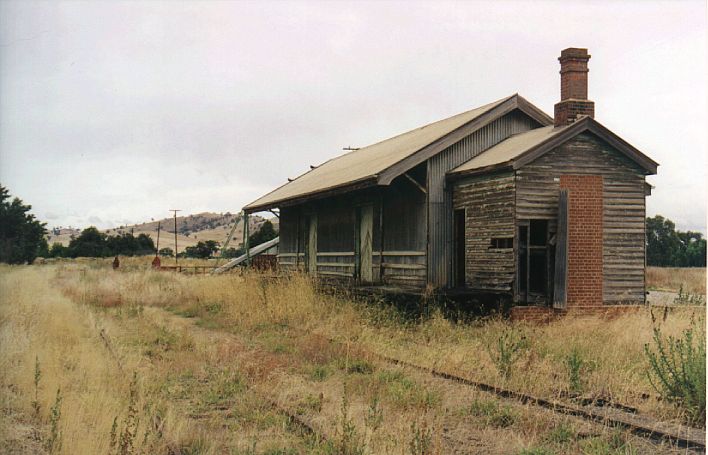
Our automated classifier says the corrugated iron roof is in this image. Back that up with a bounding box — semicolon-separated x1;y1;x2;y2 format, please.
244;95;516;211
449;116;659;176
450;125;561;173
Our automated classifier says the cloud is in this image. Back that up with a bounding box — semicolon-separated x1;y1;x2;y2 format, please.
0;0;705;232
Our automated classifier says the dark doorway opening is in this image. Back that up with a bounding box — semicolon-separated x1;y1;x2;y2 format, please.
454;209;466;287
517;219;552;304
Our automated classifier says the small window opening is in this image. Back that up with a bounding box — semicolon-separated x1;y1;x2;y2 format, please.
530;220;548;246
490;237;513;249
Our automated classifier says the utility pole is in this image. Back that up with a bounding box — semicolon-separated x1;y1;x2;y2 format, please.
169;209;181;264
155;221;161;254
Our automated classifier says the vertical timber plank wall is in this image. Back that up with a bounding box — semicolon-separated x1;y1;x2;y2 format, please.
277;207;303;271
427;110;540;288
452;172;516;291
382;175;427;287
276;189;386;283
316;201;356;278
516;133;647;304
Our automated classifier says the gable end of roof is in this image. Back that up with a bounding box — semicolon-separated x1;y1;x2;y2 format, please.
376;94;552;185
449;116;658;180
512;117;658;174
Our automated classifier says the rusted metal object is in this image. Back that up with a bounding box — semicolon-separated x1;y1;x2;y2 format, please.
252;254;277;271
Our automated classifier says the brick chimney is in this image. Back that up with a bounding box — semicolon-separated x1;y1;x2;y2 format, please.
554;48;594;127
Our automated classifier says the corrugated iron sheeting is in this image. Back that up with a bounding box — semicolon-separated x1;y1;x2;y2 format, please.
427;110;540;287
244;96;512;211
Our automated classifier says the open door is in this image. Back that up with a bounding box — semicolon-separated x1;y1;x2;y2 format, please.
517;219;552;304
306;214;317;275
553;189;569;308
358;205;373;283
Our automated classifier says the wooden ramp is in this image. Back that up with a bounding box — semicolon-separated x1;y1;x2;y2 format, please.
212;237;279;274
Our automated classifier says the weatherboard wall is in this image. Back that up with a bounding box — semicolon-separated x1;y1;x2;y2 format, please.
452;172;516;291
515;132;647;304
428;110;541;287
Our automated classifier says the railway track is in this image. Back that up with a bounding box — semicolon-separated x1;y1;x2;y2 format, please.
354;344;706;450
140;299;706;451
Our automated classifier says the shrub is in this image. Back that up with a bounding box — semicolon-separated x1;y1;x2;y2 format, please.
565;348;584;394
644;319;706;425
487;328;529;379
546;421;575;445
335;384;365;455
466;398;518;428
408;420;433;455
44;388;63;454
310;365;332;382
517;448;555;455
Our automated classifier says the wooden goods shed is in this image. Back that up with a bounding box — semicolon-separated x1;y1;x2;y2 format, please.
244;48;658;309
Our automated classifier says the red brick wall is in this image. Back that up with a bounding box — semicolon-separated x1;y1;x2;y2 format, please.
554;100;595;126
560;175;603;307
559;48;590;100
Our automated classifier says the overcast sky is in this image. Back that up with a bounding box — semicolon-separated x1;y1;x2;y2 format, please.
1;0;706;232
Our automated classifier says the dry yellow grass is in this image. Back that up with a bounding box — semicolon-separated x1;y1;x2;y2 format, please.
2;263;701;454
0;266;215;454
647;266;706;294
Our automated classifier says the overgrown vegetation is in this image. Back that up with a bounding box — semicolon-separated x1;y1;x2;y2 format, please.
646;215;706;267
48;226;155;258
487;327;529;379
565;348;585;394
1;264;704;454
0;184;48;264
644;318;706;425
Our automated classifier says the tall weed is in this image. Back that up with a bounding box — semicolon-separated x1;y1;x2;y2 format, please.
644;318;706;425
487;328;529;379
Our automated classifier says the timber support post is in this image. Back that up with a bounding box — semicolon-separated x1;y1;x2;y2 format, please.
243;211;250;266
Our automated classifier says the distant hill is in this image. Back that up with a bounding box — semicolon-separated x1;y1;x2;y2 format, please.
46;212;278;252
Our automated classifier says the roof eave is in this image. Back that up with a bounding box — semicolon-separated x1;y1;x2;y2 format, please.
447;162;514;180
243;175;379;213
377;94;552;185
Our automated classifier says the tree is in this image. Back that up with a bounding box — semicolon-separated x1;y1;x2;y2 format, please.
0;185;48;264
248;220;278;247
646;216;681;267
68;227;109;258
222;247;244;258
135;233;155;255
106;232;135;256
184;240;220;259
158;247;174;257
646;215;707;267
676;231;707;267
49;242;70;258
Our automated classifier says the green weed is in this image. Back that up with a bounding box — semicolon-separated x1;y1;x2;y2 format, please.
566;348;584;394
644;318;706;425
309;365;332;382
488;328;529;379
408;420;433;455
31;355;41;420
43;388;63;454
335;383;365;455
466;398;518;428
517;448;555;455
376;370;440;410
546;421;575;444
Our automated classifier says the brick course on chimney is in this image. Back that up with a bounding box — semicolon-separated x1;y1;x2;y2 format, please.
554;48;595;127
